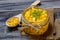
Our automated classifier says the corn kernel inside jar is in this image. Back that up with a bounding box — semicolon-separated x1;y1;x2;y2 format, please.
6;17;19;27
23;7;49;35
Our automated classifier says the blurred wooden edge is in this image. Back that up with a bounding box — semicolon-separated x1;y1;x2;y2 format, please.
54;8;60;39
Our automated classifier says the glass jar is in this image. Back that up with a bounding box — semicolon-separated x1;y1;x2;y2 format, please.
22;6;49;35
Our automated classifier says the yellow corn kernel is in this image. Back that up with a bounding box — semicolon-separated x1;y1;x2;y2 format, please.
40;15;45;19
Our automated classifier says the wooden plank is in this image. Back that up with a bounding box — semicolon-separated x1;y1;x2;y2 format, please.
54;8;60;39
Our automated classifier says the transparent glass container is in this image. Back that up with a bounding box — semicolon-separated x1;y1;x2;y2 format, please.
22;6;49;35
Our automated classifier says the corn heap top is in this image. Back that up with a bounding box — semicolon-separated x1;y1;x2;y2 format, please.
23;7;48;25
